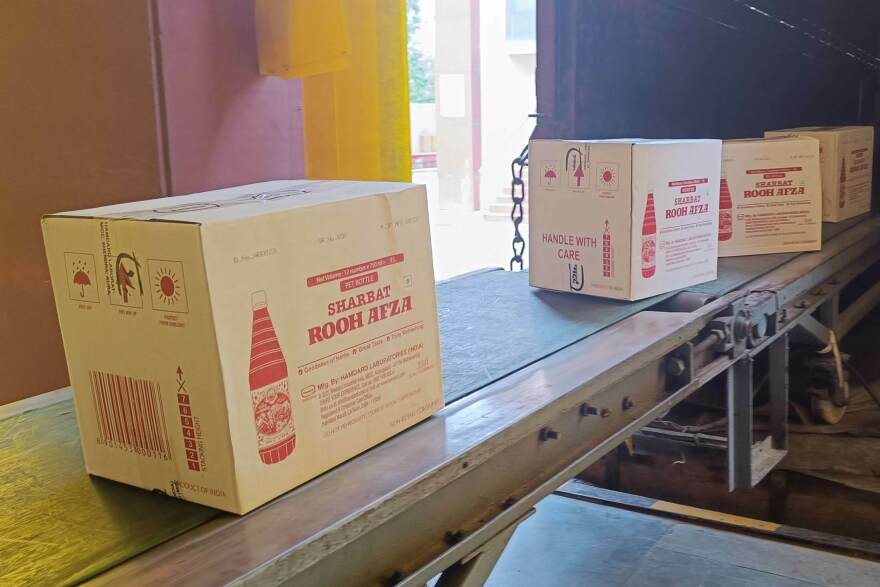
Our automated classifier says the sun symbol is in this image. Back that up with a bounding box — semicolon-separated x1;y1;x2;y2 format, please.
601;167;620;185
154;267;181;305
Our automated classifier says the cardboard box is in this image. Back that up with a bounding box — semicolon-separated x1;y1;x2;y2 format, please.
719;136;822;257
528;139;721;300
42;180;443;514
765;126;874;222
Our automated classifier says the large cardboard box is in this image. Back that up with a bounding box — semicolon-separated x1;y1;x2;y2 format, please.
42;180;443;514
528;139;721;300
765;126;874;222
719;136;822;257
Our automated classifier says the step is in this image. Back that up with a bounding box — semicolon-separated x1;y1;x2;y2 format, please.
499;179;530;194
491;196;523;207
487;203;532;215
482;211;529;224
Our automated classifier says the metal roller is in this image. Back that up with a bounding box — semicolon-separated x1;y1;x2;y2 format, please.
656;291;718;313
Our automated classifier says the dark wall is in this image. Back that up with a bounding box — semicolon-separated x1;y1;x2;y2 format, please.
535;0;880;140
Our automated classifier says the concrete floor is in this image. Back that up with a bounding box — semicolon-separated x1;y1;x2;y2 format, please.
486;493;880;587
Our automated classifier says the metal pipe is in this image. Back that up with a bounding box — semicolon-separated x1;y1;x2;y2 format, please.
694;331;722;355
838;278;880;338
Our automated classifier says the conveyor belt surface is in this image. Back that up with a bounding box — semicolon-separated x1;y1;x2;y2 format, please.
0;217;865;586
439;217;860;403
0;399;219;586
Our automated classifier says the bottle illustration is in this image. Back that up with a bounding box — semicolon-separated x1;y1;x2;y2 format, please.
602;220;613;278
718;173;733;242
641;191;657;279
249;290;296;464
839;157;846;209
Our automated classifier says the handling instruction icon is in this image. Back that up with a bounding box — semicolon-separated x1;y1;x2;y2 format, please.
565;146;589;189
110;252;144;308
149;259;189;313
65;252;100;303
541;162;559;187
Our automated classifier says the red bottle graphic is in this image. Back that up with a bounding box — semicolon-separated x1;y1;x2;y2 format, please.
641;192;657;279
839;157;847;209
602;220;613;278
718;174;733;242
249;290;296;465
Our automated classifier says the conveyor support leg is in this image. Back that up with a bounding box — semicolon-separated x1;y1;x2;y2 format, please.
727;357;754;491
435;509;535;587
769;334;789;453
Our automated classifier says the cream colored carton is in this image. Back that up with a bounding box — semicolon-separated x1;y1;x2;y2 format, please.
42;180;443;514
528;139;721;301
765;126;874;222
719;136;822;257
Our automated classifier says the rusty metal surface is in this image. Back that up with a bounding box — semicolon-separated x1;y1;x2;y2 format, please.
0;399;220;587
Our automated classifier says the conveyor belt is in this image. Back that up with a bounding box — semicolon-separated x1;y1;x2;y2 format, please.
0;399;218;586
0;217;865;586
439;217;861;403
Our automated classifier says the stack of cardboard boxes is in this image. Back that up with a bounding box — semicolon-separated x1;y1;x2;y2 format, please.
529;126;874;299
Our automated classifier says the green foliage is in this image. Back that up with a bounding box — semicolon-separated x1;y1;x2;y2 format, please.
407;0;434;103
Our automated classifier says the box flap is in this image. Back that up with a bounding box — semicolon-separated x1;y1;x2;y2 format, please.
724;135;815;145
770;125;872;133
44;180;419;224
532;138;719;146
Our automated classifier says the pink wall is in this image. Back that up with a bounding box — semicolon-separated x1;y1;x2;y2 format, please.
156;0;305;195
0;1;164;404
2;0;306;404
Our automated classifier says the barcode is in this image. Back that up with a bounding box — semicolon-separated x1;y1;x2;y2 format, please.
89;371;171;460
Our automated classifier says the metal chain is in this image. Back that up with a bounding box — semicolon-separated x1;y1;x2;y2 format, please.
510;145;529;271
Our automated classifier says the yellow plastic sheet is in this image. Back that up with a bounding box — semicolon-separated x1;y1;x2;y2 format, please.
255;0;412;182
254;0;352;78
303;0;412;181
0;400;220;586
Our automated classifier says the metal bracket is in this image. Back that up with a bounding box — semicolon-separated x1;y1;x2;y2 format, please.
705;298;752;357
435;509;535;587
665;343;693;393
742;289;780;347
818;292;840;332
790;314;832;347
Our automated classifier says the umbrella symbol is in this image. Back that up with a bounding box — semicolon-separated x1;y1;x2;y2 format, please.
72;260;91;298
